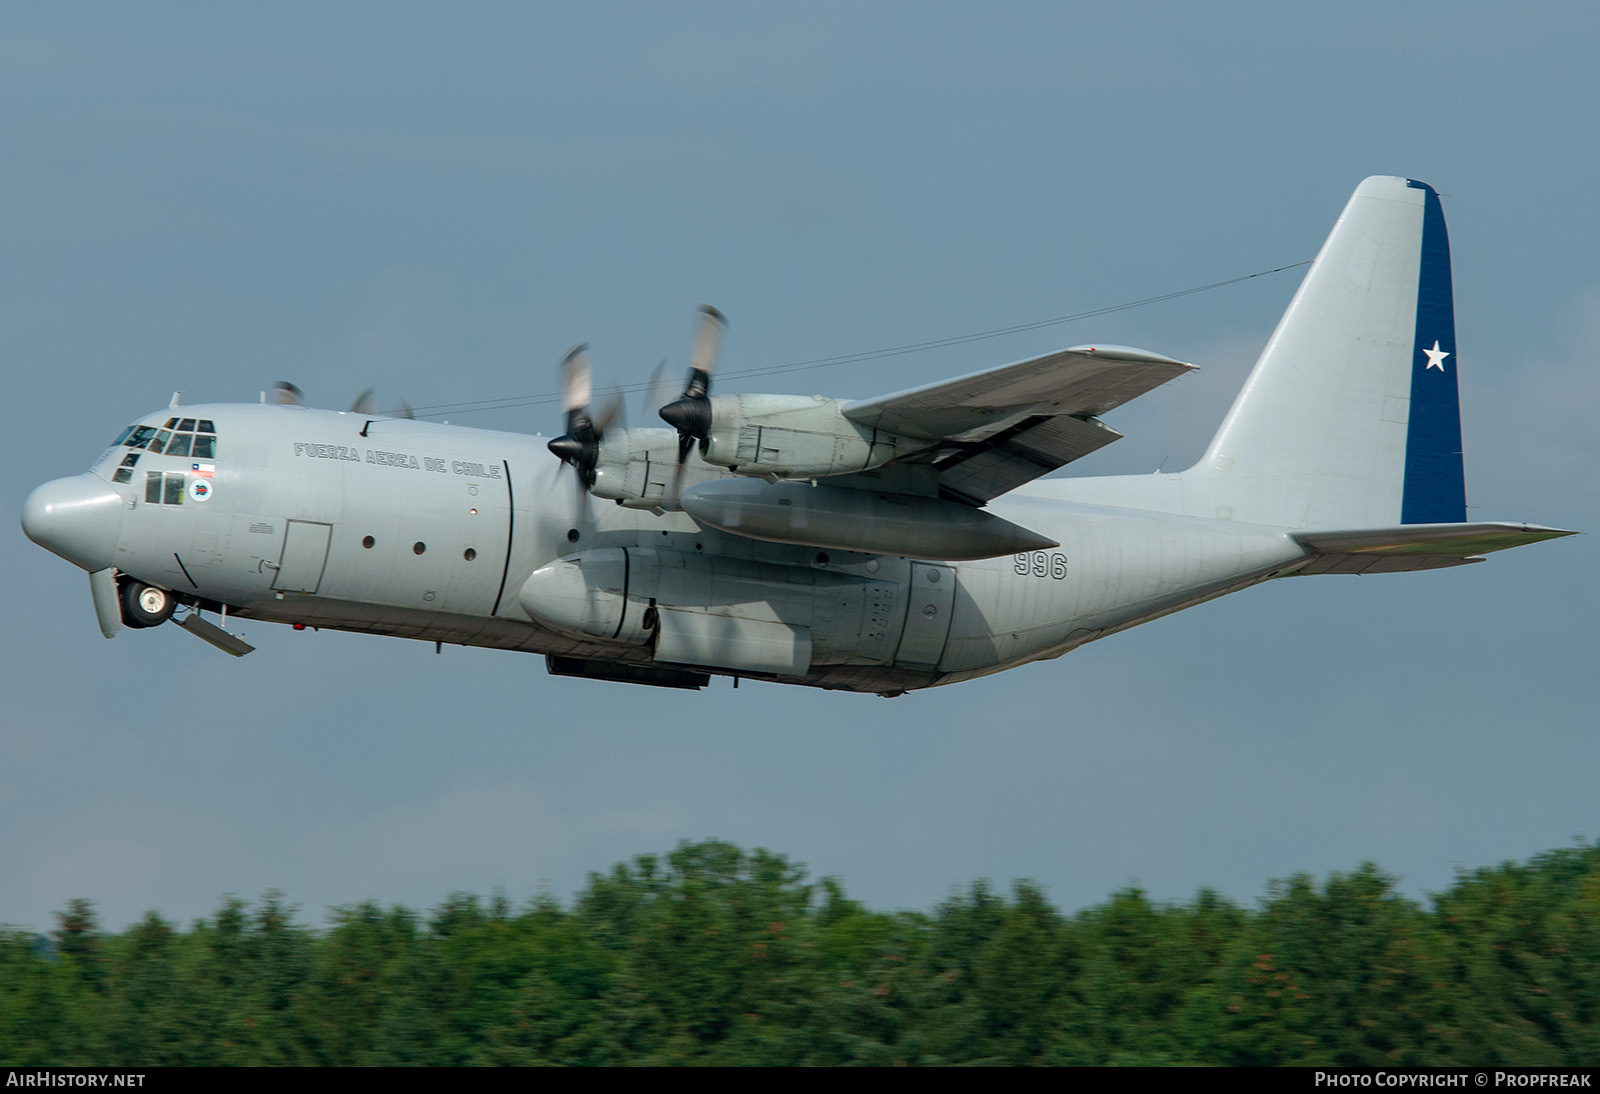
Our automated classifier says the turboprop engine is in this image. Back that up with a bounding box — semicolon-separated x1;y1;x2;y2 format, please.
655;307;922;483
688;394;913;479
704;393;928;479
588;397;926;510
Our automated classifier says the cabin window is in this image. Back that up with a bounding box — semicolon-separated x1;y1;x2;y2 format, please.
413;541;426;555
362;536;375;549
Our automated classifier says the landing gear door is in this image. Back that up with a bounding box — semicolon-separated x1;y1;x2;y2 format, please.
272;520;332;594
895;562;955;668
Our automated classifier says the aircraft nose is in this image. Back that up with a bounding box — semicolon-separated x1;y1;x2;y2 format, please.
21;473;125;573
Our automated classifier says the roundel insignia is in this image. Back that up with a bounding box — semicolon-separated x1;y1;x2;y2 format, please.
188;478;213;502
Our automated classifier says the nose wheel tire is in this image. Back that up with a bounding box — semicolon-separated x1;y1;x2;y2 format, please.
121;581;175;628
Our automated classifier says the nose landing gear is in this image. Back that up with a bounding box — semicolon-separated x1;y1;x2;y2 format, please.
120;580;175;628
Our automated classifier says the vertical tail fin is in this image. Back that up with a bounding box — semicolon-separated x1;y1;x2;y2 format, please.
1196;176;1466;529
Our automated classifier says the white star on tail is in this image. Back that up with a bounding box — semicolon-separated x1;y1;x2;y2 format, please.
1423;340;1450;371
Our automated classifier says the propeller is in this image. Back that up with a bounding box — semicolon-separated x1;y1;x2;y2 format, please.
546;344;622;489
644;358;675;421
546;306;726;510
349;388;415;419
270;383;413;419
659;304;727;467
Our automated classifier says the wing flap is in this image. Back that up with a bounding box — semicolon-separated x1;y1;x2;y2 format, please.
933;415;1123;504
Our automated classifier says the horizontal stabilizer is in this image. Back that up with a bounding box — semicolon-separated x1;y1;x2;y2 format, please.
1293;522;1575;574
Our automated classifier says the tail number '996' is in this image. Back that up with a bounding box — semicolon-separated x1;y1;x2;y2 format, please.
1015;551;1068;579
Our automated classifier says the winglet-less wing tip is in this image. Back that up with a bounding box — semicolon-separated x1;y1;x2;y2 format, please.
1064;344;1195;369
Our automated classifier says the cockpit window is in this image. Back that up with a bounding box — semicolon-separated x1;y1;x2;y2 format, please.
121;420;217;458
112;426;136;447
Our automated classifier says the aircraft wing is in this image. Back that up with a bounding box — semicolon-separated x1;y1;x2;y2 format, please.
843;345;1194;503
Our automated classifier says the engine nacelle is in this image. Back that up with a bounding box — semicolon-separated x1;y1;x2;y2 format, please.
700;394;912;479
588;428;683;510
517;548;655;644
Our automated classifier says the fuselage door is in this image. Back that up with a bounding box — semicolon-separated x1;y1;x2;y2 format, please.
895;561;956;668
272;519;332;594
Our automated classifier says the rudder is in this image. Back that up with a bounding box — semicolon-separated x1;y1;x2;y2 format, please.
1400;180;1466;523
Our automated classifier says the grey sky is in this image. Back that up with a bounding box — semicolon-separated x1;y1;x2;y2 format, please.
4;3;1596;933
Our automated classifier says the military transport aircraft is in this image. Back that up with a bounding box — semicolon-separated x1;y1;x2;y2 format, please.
22;177;1574;694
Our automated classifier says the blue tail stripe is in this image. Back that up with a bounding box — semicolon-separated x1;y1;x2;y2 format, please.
1400;180;1467;524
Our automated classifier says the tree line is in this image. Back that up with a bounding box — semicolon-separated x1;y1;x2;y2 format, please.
2;839;1596;1065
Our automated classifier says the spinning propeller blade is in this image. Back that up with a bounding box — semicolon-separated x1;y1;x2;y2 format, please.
659;304;725;452
547;343;609;491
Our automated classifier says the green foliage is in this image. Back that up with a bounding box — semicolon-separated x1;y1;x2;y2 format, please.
3;840;1598;1066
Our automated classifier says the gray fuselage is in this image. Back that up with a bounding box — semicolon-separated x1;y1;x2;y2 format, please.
66;401;1308;693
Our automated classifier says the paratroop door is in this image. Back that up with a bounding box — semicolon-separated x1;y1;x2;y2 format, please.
272;520;332;594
